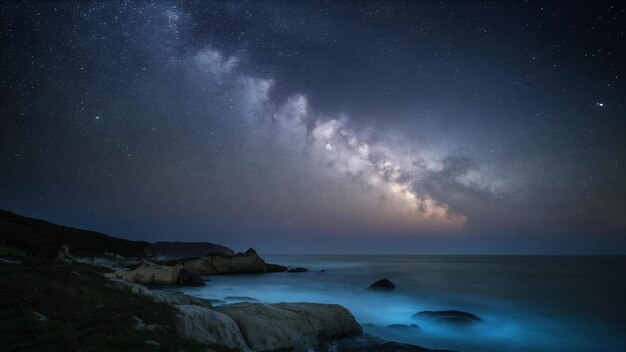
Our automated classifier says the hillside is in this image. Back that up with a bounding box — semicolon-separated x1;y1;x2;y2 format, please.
0;209;158;259
153;241;234;257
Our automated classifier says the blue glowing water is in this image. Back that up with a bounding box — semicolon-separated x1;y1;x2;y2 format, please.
177;255;626;351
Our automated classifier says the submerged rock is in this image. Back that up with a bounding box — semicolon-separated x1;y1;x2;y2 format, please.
208;299;227;305
413;310;481;324
267;263;288;272
223;296;260;302
217;302;362;351
287;267;309;273
330;333;449;352
368;278;395;290
110;261;205;287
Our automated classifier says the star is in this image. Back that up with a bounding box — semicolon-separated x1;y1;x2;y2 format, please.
596;102;605;107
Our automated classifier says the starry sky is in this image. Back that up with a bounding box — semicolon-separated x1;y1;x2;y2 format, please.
1;1;625;254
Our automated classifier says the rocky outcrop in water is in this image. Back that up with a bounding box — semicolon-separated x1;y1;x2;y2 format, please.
217;302;363;351
171;248;284;275
368;278;395;289
330;333;454;352
110;260;205;286
267;263;288;272
288;267;309;273
413;310;481;324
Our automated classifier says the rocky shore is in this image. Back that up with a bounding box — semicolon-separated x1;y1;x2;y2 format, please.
0;209;456;351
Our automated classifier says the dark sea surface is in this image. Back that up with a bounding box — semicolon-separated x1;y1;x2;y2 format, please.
178;255;626;352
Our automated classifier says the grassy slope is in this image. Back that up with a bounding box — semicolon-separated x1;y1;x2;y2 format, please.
0;260;232;352
0;210;236;351
0;209;156;259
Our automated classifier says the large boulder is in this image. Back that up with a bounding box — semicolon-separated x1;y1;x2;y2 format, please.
111;260;205;286
413;310;481;324
217;302;362;351
175;304;251;351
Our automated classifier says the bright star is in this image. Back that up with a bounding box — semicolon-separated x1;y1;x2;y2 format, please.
596;102;605;107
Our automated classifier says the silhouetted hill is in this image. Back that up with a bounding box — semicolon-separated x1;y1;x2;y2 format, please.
0;209;159;259
153;241;234;257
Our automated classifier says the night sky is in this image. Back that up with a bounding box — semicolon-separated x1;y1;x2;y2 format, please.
1;1;625;254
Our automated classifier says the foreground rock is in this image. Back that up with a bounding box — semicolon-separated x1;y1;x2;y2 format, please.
217;302;362;351
109;260;205;286
414;310;481;324
176;304;251;351
368;278;395;289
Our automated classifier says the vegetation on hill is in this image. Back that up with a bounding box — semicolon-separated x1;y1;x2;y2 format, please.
0;209;158;259
0;260;225;352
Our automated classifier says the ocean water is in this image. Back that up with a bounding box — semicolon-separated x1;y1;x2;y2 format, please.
177;255;626;352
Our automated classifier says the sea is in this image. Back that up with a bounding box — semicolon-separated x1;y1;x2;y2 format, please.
177;255;626;352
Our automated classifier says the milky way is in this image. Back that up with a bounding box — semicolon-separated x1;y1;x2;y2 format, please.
1;1;624;253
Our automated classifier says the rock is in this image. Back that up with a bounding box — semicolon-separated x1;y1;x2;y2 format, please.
174;248;271;275
56;244;78;264
329;334;447;352
133;315;162;331
217;302;362;351
413;310;481;324
0;258;21;265
231;248;268;273
287;267;309;273
208;299;227;305
267;263;288;272
347;342;448;351
33;312;48;321
110;278;213;308
110;260;205;287
368;278;395;289
175;304;251;351
224;296;260;302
